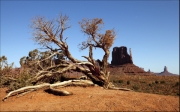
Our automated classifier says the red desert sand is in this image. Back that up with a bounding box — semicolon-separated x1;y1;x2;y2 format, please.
0;86;179;111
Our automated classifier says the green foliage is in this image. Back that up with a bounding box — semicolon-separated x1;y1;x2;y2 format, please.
0;77;10;87
0;56;15;85
109;75;179;96
19;49;65;69
20;56;26;67
112;79;124;84
8;72;32;91
132;85;139;91
0;55;14;88
0;55;35;92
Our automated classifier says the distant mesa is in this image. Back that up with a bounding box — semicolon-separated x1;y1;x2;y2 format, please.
111;46;133;65
109;46;178;76
153;66;178;76
109;46;151;75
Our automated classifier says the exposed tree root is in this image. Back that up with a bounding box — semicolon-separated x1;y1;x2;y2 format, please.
17;89;35;98
2;83;50;102
44;87;73;96
106;82;133;91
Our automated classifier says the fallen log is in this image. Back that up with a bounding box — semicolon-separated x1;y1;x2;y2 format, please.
45;87;73;96
2;83;50;102
2;79;132;102
2;80;95;101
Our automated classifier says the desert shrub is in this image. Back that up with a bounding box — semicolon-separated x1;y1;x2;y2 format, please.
127;80;130;85
118;80;123;83
177;92;179;96
0;55;17;88
140;81;146;83
8;72;32;91
132;85;139;91
175;82;179;86
160;80;166;84
112;80;124;84
112;80;118;83
0;77;10;87
149;83;152;87
0;56;14;76
8;82;21;91
45;74;61;84
155;80;159;84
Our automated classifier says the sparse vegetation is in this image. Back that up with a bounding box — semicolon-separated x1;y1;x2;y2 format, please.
110;75;179;96
160;80;166;84
132;85;139;91
8;72;32;92
118;80;123;83
155;80;159;84
0;56;15;88
175;82;179;86
127;80;130;85
0;54;179;97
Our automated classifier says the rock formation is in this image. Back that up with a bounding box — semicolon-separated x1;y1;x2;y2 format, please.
111;46;133;65
156;66;178;76
108;63;152;75
109;46;153;75
129;48;133;62
164;66;168;72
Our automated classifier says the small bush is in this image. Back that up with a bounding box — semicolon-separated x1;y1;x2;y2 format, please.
112;80;118;83
118;80;123;83
160;80;166;84
9;82;20;92
8;72;32;91
177;92;179;96
133;85;139;91
127;80;130;85
175;82;179;86
149;84;152;87
0;77;11;87
155;80;159;84
140;81;146;83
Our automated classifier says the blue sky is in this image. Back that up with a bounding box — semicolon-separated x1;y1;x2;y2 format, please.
1;1;179;74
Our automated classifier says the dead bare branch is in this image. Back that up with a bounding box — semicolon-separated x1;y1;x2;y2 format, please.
2;80;95;101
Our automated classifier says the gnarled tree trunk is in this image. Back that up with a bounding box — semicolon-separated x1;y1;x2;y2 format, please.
2;14;132;101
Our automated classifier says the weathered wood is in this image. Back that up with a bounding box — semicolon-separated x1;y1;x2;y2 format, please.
2;83;50;101
45;87;73;96
2;80;95;101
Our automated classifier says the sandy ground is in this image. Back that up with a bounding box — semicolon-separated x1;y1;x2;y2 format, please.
0;86;179;111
